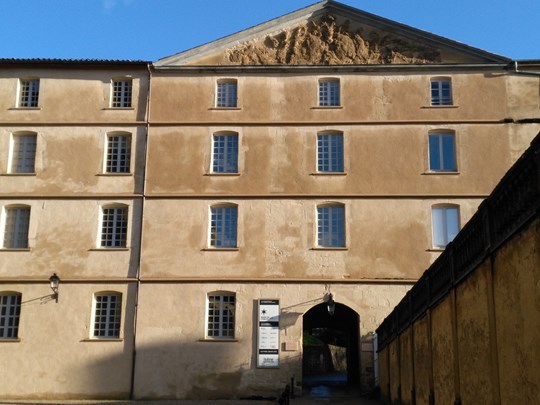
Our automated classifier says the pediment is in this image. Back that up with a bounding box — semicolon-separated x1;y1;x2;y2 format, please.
224;14;442;65
156;1;508;67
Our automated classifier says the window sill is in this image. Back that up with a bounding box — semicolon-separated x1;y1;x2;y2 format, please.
96;173;133;177
82;338;124;342
0;248;31;252
209;107;241;111
422;171;460;175
199;338;238;343
311;247;348;251
421;105;459;109
311;106;343;110
102;107;134;110
205;173;240;177
89;248;130;252
0;338;21;342
0;173;37;176
202;247;239;252
9;107;41;110
311;172;347;176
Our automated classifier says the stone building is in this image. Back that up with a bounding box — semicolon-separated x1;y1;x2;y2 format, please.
0;0;539;400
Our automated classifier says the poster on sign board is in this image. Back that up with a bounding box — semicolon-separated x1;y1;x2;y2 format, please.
257;299;279;368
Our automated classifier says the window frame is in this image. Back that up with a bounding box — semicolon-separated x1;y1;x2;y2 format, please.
430;78;453;106
91;292;122;339
1;205;31;249
206;292;236;340
428;131;457;173
211;132;239;174
99;205;129;249
111;78;133;108
18;78;40;108
431;204;460;249
316;203;346;248
209;204;238;249
104;132;132;174
318;78;341;107
216;79;238;108
8;132;37;174
0;293;22;340
317;131;344;173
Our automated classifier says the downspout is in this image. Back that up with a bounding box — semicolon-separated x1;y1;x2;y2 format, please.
129;61;152;400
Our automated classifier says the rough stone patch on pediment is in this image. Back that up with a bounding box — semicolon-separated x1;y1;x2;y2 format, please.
224;15;442;65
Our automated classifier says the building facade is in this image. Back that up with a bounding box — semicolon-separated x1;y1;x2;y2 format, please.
1;1;539;400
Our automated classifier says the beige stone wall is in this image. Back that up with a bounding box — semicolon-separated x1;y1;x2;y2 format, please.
399;328;414;404
378;216;540;405
149;72;508;123
141;198;480;281
0;199;141;279
506;74;540;120
1;59;538;401
0;65;145;400
388;339;400;402
0;126;146;195
412;316;430;405
494;218;540;404
0;68;148;123
133;282;410;399
456;262;494;403
0;282;136;399
146;124;514;197
378;346;390;403
430;296;455;404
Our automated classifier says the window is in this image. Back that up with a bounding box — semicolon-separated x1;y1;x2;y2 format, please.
216;80;237;107
429;133;457;172
432;205;460;248
92;293;122;339
431;78;452;106
207;293;235;339
317;133;344;173
18;79;39;107
2;206;30;249
111;79;132;108
209;205;237;248
10;133;37;173
317;204;345;247
212;133;238;173
105;133;131;173
319;79;340;106
100;206;128;248
0;294;21;339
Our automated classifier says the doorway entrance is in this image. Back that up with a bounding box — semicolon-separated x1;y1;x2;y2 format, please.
302;302;360;387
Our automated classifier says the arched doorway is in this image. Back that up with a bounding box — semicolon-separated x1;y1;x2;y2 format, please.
302;302;360;387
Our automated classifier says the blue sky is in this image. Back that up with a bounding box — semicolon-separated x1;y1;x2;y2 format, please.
1;0;538;61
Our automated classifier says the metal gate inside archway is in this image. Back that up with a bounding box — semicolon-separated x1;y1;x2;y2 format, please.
302;302;360;386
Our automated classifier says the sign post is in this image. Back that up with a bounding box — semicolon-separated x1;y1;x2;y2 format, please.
257;299;280;368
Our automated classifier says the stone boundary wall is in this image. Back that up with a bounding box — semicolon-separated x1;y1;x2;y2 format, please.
376;133;540;404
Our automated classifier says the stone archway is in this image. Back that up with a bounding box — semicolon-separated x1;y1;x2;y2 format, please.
302;302;360;386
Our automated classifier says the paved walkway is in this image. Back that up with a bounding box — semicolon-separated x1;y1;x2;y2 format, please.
0;386;384;405
1;400;383;405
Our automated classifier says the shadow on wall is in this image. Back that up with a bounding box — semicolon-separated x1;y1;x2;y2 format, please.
83;339;300;401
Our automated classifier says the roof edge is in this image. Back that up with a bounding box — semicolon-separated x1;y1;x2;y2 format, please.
0;58;150;67
156;0;510;67
155;1;328;66
151;62;512;74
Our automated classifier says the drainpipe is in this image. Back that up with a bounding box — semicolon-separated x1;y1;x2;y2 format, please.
129;61;152;400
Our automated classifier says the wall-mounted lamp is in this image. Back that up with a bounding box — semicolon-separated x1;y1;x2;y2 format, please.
326;293;335;316
49;273;60;303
